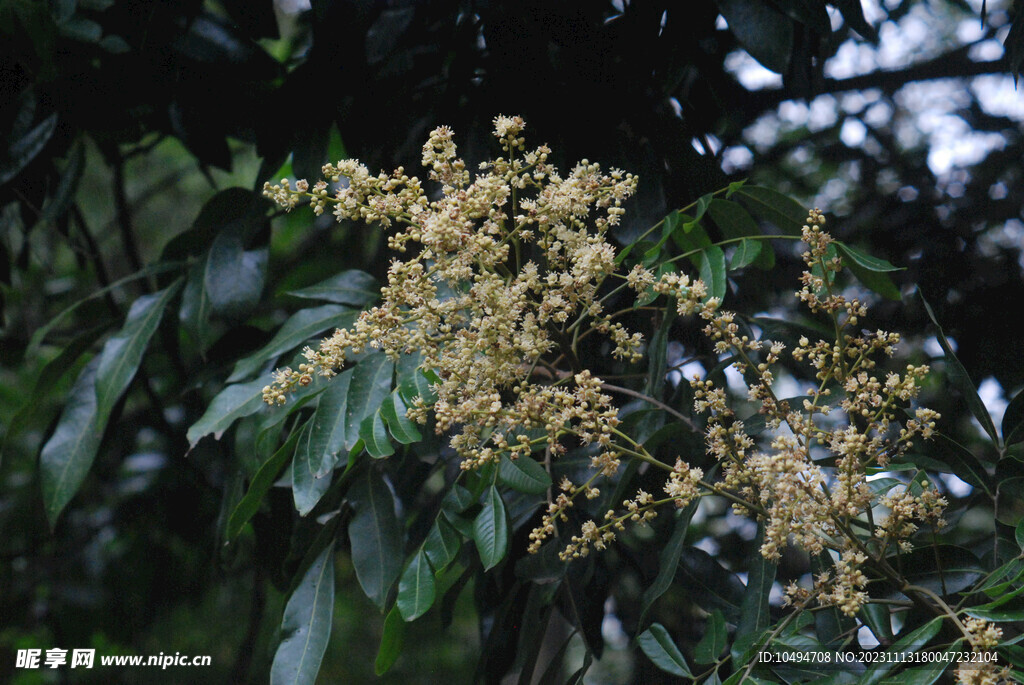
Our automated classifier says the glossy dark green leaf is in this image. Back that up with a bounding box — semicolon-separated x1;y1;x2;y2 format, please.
306;368;353;476
978;558;1024;595
287;270;379;306
179;259;219;351
964;603;1024;622
227;306;357;383
0;112;57;185
39;358;102;527
423;517;461;571
396;351;438;405
308;352;393;471
348;469;403;609
380;391;421;444
94;281;181;420
473;486;509;570
38;139;84;225
498;455;551;495
695;610;727;665
1;323;104;463
859;603;893;644
162;188;266;262
689;193;714;226
359;411;395;458
699;246;728;302
639;503;697;625
919;292;1000;447
735;185;806;235
888;545;983;596
204;233;266;320
678;547;745;621
885;640;963;685
441;483;475;514
709;198;760;240
859;617;942;685
1003;388;1024;446
270;543;334;685
292;421;332;516
375;605;406;675
834;242;901;273
637;623;692;677
729;238;763;269
734;526;776;658
225;425;302;541
397;550;436;621
187;378;268;447
672;213;713;256
844;258;901;300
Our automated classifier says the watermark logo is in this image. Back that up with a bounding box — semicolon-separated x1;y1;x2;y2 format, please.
15;648;209;670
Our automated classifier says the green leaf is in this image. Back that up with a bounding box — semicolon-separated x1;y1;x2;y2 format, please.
717;0;792;72
699;246;727;302
204;233;266;320
28;263;185;357
180;259;219;351
835;242;901;273
498;455;551;495
695;610;728;665
919;291;1000;447
473;486;509;570
709;198;760;240
880;640;963;685
307;352;394;470
94;281;181;420
287;269;379;306
1;323;105;463
342;353;394;447
887;545;983;596
859;603;893;644
375;605;406;675
379;391;422;444
729;238;763;269
734;525;776;658
637;623;692;677
292;420;332;516
227;306;357;383
396;351;438;405
397;549;436;621
270;543;334;685
735;186;806;235
0;112;57;186
187;378;268;448
678;547;745;621
423;517;461;571
225;425;302;541
639;503;697;625
858;617;942;685
39;358;103;527
38;138;85;226
844;259;901;300
1003;388;1024;446
441;484;475;514
964;604;1024;622
359;411;395;458
347;469;403;609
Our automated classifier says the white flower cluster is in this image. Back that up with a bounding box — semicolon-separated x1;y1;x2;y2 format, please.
262;117;709;477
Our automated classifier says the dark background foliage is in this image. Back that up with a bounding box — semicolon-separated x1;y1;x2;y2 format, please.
2;0;1023;682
